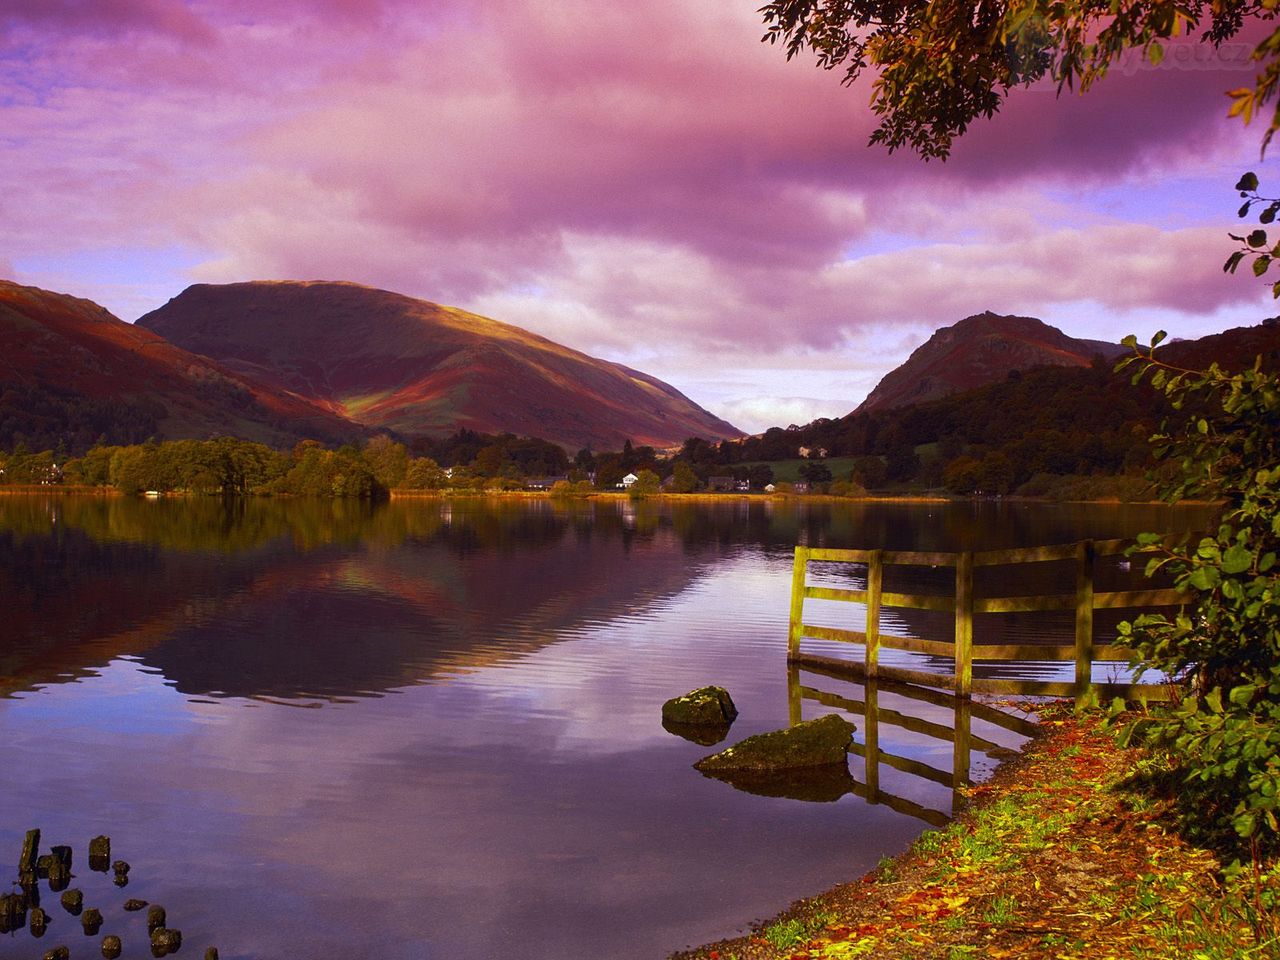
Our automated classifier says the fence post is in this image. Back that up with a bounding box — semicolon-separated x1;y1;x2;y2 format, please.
954;551;973;698
1075;539;1095;708
865;549;883;679
952;697;971;811
788;546;809;659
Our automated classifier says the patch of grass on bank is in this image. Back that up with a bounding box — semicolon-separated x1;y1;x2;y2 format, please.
670;705;1279;960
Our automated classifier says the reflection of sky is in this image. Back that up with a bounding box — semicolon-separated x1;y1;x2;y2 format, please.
0;500;1204;959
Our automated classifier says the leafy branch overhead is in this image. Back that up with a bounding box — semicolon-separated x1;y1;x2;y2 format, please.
1226;171;1280;298
761;0;1280;158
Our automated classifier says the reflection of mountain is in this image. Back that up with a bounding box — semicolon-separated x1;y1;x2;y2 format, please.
0;496;1214;701
0;497;718;701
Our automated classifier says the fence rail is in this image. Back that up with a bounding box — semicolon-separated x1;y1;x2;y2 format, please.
787;539;1184;704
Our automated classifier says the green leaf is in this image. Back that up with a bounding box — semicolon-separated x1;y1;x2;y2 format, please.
1237;172;1260;192
1256;254;1274;276
1187;566;1221;590
1222;544;1253;574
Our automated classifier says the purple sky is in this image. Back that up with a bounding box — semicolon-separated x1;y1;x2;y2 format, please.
0;1;1273;432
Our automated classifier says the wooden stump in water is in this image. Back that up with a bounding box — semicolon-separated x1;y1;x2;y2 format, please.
20;828;41;876
151;927;183;955
0;892;27;933
81;906;103;935
59;888;83;915
89;835;111;872
147;904;167;933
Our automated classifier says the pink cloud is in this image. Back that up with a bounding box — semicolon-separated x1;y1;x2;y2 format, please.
1;0;1269;427
0;0;213;41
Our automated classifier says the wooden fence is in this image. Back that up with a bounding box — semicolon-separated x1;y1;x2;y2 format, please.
787;538;1184;705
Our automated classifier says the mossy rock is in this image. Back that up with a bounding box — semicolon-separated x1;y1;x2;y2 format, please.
662;686;738;726
693;714;856;773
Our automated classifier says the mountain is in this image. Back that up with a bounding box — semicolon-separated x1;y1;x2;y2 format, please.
137;281;742;451
855;311;1127;414
0;280;362;451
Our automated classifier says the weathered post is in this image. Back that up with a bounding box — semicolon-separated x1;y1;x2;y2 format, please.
952;696;972;811
865;549;883;679
954;551;974;698
787;546;809;659
1075;540;1096;708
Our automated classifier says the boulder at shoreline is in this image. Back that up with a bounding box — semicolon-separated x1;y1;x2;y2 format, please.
694;714;856;773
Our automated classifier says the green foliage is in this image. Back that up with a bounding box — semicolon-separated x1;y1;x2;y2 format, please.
628;468;661;498
669;461;699;493
761;0;1280;158
1117;312;1280;862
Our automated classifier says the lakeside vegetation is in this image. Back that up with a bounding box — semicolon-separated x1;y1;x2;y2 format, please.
673;706;1279;960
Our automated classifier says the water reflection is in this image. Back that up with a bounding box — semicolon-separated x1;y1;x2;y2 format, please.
786;661;1040;826
0;495;1214;960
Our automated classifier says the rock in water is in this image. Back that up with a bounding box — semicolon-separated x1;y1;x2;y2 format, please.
81;907;103;935
147;905;167;933
30;906;48;937
693;714;856;773
101;934;123;959
661;686;738;726
123;898;149;911
43;947;70;960
205;949;220;960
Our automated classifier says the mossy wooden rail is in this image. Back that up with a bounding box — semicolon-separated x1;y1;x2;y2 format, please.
787;538;1183;705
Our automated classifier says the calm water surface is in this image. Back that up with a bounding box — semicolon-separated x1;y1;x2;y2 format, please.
0;496;1212;959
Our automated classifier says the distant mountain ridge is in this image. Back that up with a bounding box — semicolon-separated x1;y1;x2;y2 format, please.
137;281;742;451
855;311;1127;414
0;280;362;451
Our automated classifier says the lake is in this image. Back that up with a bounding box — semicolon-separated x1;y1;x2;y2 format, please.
0;495;1212;959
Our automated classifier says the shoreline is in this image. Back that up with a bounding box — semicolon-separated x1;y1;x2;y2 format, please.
668;705;1274;959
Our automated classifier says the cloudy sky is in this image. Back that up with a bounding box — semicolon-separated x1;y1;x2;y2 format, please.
0;1;1273;433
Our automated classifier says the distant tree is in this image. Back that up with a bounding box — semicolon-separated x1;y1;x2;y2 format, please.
629;468;661;498
851;454;887;489
943;455;983;495
403;456;447;489
747;463;775;488
669;461;700;493
363;436;409;489
799;461;833;485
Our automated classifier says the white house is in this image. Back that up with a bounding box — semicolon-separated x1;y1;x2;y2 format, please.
619;473;639;488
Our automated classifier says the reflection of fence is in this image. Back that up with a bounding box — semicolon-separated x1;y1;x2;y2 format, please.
788;662;1040;826
788;539;1182;704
